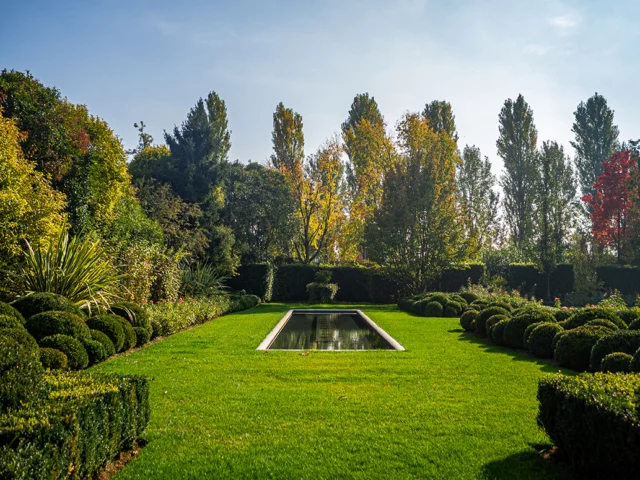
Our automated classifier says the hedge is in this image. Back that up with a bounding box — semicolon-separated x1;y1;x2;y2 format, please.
0;372;150;480
601;352;632;372
537;372;640;477
226;263;275;301
527;323;563;359
507;263;574;297
596;265;640;294
590;331;640;371
0;302;24;324
0;335;43;412
11;293;85;320
25;311;91;343
39;348;68;370
39;335;89;371
554;326;610;371
438;264;484;291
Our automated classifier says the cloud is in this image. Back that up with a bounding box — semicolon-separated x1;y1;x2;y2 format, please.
549;15;580;29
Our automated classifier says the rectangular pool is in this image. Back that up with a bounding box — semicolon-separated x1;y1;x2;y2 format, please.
257;309;405;351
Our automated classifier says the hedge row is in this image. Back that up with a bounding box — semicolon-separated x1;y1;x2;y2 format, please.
0;372;149;480
538;373;640;478
596;266;640;295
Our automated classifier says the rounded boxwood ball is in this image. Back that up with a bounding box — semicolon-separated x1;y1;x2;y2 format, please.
600;352;632;373
459;292;478;304
564;307;626;330
460;310;478;331
429;294;448;306
553;309;573;322
527;323;563;358
590;330;640;371
81;338;106;365
444;304;460;318
554;326;610;371
585;319;620;331
0;302;25;324
523;322;542;347
134;326;151;347
150;320;163;339
619;308;640;326
486;314;509;338
90;329;115;357
0;314;24;330
477;307;509;337
629;319;640;331
0;335;44;411
109;302;150;331
503;316;539;349
86;315;125;352
423;301;444;317
113;316;137;350
0;327;38;352
39;347;68;370
11;293;85;320
25;311;90;342
490;319;510;345
39;334;88;370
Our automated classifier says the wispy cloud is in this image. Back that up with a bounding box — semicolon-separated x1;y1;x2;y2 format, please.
549;15;580;29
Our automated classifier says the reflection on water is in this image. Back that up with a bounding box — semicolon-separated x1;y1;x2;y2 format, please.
269;313;393;350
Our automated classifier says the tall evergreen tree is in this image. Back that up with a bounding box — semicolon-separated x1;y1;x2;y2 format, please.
497;94;538;253
457;145;499;252
534;141;577;299
571;93;619;199
422;100;458;143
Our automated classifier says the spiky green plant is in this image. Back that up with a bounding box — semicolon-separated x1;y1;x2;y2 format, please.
17;229;122;313
180;262;228;297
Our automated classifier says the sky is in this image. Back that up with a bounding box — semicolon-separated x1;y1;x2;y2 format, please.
2;0;639;177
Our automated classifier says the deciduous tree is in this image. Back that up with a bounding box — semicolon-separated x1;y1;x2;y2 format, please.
422;100;458;143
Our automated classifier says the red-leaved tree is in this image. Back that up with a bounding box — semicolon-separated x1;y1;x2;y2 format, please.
583;150;638;264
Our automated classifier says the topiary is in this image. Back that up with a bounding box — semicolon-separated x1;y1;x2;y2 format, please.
428;294;448;307
0;314;24;330
0;335;44;412
477;307;509;337
447;301;463;314
486;315;509;338
600;352;633;373
590;331;640;371
82;338;107;365
459;292;478;304
134;326;151;347
490;319;509;345
86;315;125;352
443;304;460;318
631;348;640;373
25;311;90;342
470;300;489;309
150;319;163;339
39;334;88;370
423;301;444;317
39;347;68;370
563;307;626;330
109;302;151;332
513;308;556;325
114;316;137;351
553;309;573;322
619;308;640;326
459;310;478;331
503;316;538;349
552;329;566;352
630;319;640;331
554;326;610;371
449;295;468;306
90;329;115;357
487;301;512;312
0;302;25;324
523;322;542;347
585;319;620;331
527;323;564;358
0;327;39;351
11;293;85;319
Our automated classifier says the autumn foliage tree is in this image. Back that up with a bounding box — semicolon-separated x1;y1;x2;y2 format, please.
583;150;638;264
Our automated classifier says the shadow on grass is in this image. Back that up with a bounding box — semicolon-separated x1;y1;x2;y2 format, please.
481;449;570;480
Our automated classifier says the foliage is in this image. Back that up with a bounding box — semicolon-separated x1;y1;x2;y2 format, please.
423;301;444;317
133;327;151;346
459;309;478;331
563;306;626;330
82;338;107;364
113;316;137;351
25;311;90;342
476;306;509;336
90;329;115;357
503;316;537;349
527;322;563;358
486;314;509;337
109;301;151;332
86;315;125;353
422;100;458;142
600;352;632;372
0;315;23;329
38;334;88;370
11;292;85;320
0;302;24;324
39;347;68;370
306;282;339;303
590;330;640;371
490;319;509;345
0;334;43;412
270;102;305;175
553;326;610;371
149;248;185;303
142;296;231;336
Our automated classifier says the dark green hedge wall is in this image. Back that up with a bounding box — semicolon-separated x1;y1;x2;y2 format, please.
226;264;275;301
439;264;484;291
596;266;640;294
507;264;574;297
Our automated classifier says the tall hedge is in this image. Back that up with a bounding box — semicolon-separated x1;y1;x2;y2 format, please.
226;263;275;301
507;264;574;297
596;266;640;294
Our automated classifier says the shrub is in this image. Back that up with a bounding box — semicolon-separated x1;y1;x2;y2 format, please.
0;314;23;329
150;319;162;339
590;330;640;371
39;347;68;370
459;292;478;304
459;310;478;331
0;335;44;412
487;301;512;312
423;301;444;317
522;322;542;347
11;293;85;320
527;323;564;358
145;296;231;336
486;315;509;338
448;295;468;307
537;373;640;477
619;308;640;325
39;335;88;370
563;306;626;330
0;302;24;324
429;294;448;306
109;302;150;332
553;309;573;322
554;326;610;371
585;319;620;331
306;282;339;303
0;327;39;351
90;329;115;357
490;319;509;345
82;338;107;365
443;304;459;318
629;319;640;330
631;348;640;373
86;315;125;352
25;311;90;342
503;316;538;349
0;372;150;479
600;352;632;372
134;327;151;347
477;307;509;336
228;294;261;313
114;317;137;351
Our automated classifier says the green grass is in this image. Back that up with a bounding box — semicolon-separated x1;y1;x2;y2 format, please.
94;304;569;479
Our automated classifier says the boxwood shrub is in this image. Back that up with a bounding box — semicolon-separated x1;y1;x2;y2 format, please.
600;352;632;372
619;307;640;326
523;322;542;347
0;315;24;330
443;304;459;318
554;326;610;371
590;330;640;371
89;329;115;357
81;338;107;365
486;314;509;338
109;302;151;332
0;328;39;351
585;319;620;331
39;335;88;371
423;301;444;317
563;306;626;330
527;323;563;358
134;326;151;347
477;307;509;337
25;311;90;342
553;309;573;322
0;335;44;412
11;293;85;320
86;315;125;352
459;310;478;331
503;316;538;349
39;348;68;370
459;292;478;304
629;319;640;330
537;372;640;478
0;302;24;324
631;348;640;373
490;319;510;345
114;317;137;351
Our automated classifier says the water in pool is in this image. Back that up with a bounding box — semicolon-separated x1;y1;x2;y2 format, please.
269;312;394;350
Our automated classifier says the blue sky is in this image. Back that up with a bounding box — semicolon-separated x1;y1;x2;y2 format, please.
2;0;638;175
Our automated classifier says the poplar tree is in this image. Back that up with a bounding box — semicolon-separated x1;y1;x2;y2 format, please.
422;100;458;143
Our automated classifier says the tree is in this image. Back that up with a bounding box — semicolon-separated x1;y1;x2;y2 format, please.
571;93;619;199
534;141;577;299
497;94;538;253
457;145;499;252
270;102;304;175
0;110;67;269
583;151;637;264
366;113;470;293
127;121;154;155
422;100;458;143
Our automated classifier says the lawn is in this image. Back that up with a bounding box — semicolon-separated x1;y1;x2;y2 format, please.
94;304;569;479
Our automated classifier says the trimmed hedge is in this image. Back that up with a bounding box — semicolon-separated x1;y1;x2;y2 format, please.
601;352;632;372
503;316;537;349
0;335;44;412
490;319;509;345
564;307;627;330
585;318;620;331
134;327;151;347
596;265;640;294
590;331;640;371
0;328;38;352
86;315;125;352
39;348;68;370
109;302;151;332
439;264;484;291
11;293;85;320
0;315;23;330
81;339;107;365
306;282;339;303
39;335;88;371
459;310;478;331
554;326;610;371
424;301;444;317
89;329;115;357
486;314;509;338
508;263;574;297
527;323;563;359
0;372;150;479
25;311;90;343
619;308;640;325
632;349;640;372
537;372;640;477
0;302;24;324
226;263;275;301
